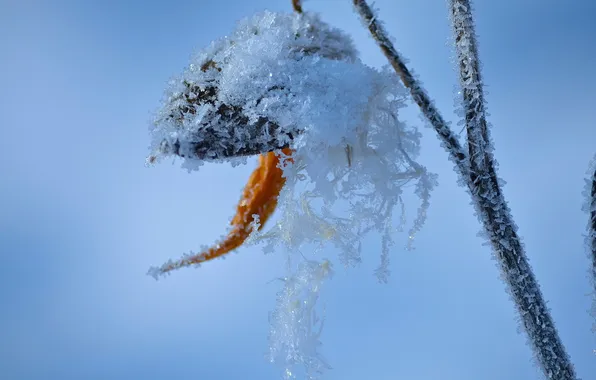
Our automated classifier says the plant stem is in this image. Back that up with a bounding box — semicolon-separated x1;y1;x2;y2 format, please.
588;159;596;333
354;0;578;377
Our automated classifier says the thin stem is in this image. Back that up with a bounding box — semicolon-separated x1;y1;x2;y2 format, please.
449;1;576;378
589;160;596;333
292;0;303;13
591;167;596;265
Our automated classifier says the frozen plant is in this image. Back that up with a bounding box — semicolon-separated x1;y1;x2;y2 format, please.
147;1;595;378
583;154;596;333
147;9;436;378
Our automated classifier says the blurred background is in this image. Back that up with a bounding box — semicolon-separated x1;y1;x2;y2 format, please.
1;0;595;379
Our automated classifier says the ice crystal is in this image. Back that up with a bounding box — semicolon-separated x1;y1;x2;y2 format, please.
147;11;358;170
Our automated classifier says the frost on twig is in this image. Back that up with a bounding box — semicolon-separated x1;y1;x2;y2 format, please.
147;11;357;168
583;154;596;334
249;60;436;377
268;259;333;380
449;1;576;378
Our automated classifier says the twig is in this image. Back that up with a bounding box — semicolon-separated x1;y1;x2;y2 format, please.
352;0;469;180
354;0;578;377
449;1;576;378
587;157;596;333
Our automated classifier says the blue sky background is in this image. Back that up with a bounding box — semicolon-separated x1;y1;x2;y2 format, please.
1;0;595;379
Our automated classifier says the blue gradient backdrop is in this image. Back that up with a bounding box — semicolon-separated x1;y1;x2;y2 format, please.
1;0;595;379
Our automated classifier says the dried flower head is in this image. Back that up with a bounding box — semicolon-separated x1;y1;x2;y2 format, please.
147;10;438;380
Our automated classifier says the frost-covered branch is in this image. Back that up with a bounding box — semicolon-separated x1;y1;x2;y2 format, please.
449;1;576;378
584;155;596;333
591;164;596;333
352;0;469;180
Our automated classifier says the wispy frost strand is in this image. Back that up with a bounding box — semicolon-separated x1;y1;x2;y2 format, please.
449;1;577;378
147;11;359;167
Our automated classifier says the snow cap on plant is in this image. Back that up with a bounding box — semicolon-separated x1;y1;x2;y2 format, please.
147;11;358;169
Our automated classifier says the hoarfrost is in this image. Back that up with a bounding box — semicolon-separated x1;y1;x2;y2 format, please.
147;11;359;169
450;1;577;378
582;154;596;333
268;259;333;380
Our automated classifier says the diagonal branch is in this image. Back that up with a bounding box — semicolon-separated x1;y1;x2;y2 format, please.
449;1;576;378
352;0;469;180
591;165;596;272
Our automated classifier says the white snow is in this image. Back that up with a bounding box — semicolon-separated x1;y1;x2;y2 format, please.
147;11;437;379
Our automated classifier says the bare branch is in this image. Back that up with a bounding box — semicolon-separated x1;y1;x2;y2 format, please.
449;1;576;378
352;0;469;180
